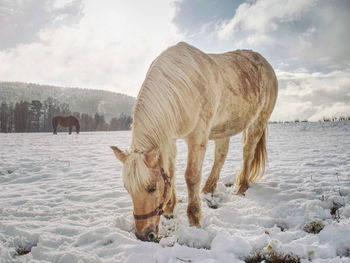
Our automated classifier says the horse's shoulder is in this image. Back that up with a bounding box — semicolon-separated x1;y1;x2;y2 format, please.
175;41;191;47
233;50;265;62
169;42;204;56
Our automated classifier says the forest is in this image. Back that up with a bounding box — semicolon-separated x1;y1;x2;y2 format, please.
0;81;135;122
0;97;132;133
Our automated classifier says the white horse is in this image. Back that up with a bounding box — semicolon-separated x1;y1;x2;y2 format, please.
111;42;278;241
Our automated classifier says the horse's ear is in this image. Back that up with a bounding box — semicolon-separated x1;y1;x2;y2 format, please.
144;148;159;168
110;146;128;163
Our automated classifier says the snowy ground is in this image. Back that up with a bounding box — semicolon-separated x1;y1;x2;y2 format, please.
1;122;350;263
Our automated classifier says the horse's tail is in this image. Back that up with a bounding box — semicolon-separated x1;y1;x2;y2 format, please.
235;128;267;185
248;128;267;183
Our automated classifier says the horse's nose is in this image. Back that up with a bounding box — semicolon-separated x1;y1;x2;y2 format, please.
147;232;157;242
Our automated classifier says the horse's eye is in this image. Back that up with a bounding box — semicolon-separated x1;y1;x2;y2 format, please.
147;185;156;194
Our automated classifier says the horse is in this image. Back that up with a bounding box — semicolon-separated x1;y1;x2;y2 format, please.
52;116;80;135
111;42;278;241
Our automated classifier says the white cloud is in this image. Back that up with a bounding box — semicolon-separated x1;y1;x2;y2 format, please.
309;103;350;121
214;0;350;72
0;0;183;96
270;67;350;121
218;0;317;41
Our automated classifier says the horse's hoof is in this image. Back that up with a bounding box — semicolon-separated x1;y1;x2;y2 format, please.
236;186;248;196
201;188;214;195
163;214;174;220
189;223;201;228
236;191;245;196
205;197;218;209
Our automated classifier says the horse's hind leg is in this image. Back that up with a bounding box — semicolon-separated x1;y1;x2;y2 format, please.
202;137;230;194
52;120;57;134
69;126;72;135
236;121;267;195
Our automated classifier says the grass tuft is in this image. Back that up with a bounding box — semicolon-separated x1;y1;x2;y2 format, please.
15;247;32;256
330;201;343;222
245;251;300;263
303;220;325;234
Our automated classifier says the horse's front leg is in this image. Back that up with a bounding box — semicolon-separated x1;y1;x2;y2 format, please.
185;133;208;226
69;126;72;135
163;176;176;219
163;141;177;219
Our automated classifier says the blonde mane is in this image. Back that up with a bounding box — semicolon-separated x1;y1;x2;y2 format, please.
122;151;150;194
123;43;206;194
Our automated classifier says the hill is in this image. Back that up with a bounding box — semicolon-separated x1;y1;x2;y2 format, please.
0;81;135;121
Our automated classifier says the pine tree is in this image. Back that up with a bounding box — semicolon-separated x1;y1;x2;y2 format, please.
31;100;43;132
0;102;9;133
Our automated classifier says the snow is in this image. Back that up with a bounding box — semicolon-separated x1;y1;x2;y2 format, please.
1;122;350;262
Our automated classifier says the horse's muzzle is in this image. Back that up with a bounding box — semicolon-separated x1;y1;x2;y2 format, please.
135;224;158;242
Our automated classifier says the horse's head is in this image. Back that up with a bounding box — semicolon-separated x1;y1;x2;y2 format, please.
110;146;171;242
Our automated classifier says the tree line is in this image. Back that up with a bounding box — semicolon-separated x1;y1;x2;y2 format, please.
0;97;132;133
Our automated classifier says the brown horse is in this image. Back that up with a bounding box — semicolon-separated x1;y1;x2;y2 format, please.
111;42;278;241
52;116;80;135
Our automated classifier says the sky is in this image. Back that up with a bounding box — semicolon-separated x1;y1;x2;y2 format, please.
0;0;349;121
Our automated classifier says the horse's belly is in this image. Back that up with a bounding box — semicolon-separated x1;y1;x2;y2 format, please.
209;92;260;140
209;118;245;139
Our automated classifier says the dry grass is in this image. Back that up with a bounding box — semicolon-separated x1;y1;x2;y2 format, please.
245;251;300;263
330;201;343;222
303;220;325;234
15;247;32;256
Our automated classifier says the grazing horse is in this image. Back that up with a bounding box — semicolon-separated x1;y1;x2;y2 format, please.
52;116;80;135
111;42;278;241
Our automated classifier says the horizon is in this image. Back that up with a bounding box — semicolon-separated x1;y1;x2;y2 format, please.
2;80;350;123
0;0;349;121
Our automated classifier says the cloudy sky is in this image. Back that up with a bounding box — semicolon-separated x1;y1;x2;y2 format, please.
0;0;349;121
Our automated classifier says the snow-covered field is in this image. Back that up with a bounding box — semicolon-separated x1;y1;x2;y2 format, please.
1;122;350;263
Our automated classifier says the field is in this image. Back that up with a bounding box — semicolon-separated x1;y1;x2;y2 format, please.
1;122;350;262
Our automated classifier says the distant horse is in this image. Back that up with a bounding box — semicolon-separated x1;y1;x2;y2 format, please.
52;116;80;135
111;42;278;241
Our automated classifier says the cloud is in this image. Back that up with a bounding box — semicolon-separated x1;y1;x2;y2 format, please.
0;0;83;49
0;0;183;96
308;103;350;121
271;67;350;121
218;0;317;40
215;0;350;71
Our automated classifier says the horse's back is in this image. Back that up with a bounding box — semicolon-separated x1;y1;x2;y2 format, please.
165;43;277;139
208;50;277;139
53;116;78;127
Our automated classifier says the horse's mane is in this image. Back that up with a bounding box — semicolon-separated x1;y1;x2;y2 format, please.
123;151;150;194
123;42;208;194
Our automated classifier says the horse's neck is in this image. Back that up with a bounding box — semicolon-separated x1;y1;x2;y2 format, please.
131;128;174;174
131;128;158;153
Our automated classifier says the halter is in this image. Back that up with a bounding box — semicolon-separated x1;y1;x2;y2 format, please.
133;168;171;220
